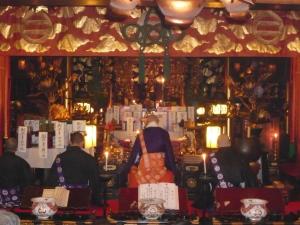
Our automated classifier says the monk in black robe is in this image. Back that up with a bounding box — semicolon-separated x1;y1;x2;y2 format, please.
47;132;101;205
0;137;33;207
208;134;258;188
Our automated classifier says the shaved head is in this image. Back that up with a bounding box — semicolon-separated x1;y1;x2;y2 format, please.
5;137;18;152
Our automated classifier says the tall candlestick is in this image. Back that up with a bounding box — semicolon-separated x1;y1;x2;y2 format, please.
104;151;109;171
202;153;207;174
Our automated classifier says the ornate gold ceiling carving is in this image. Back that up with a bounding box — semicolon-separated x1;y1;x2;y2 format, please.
246;40;281;54
206;34;243;54
88;34;128;52
57;34;89;52
0;7;298;56
15;39;50;52
173;35;207;53
287;37;300;53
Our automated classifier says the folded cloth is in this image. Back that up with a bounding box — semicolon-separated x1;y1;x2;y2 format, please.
0;210;20;225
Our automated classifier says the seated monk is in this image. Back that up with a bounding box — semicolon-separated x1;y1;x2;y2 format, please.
208;134;258;188
0;138;33;208
47;132;101;205
120;113;178;187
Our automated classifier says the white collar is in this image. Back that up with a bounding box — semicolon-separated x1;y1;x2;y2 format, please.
146;121;159;128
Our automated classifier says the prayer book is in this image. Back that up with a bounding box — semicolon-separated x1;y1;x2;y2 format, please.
138;183;179;210
42;187;70;207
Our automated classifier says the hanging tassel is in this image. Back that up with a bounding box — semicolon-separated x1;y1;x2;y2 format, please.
139;52;145;83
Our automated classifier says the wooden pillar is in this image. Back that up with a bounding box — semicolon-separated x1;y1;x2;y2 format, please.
0;56;10;155
291;57;300;161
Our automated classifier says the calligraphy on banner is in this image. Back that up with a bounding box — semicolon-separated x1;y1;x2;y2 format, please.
17;126;28;152
39;132;48;159
54;121;65;149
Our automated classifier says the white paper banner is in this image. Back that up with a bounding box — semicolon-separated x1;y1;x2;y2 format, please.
113;105;120;124
105;108;113;124
24;120;40;132
17;126;27;152
130;104;143;112
54;122;65;149
72;120;86;132
133;112;142;131
38;132;48;159
168;111;177;131
187;106;195;121
126;117;134;133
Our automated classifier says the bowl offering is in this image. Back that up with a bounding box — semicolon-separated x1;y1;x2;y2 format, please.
138;198;165;220
240;198;268;222
31;197;57;220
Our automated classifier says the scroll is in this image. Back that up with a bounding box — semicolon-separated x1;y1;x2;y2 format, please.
17;126;28;152
54;122;65;149
38;132;48;159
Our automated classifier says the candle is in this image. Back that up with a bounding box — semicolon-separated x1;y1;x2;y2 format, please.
202;153;207;174
247;126;251;138
104;151;109;171
161;77;165;102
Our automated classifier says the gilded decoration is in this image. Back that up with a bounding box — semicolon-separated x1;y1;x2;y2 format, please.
110;23;124;37
131;43;164;53
15;7;32;18
48;23;68;40
14;39;50;53
287;25;298;35
57;34;89;52
227;24;249;39
0;23;14;39
250;11;284;45
246;41;281;54
0;7;298;56
287;11;300;20
287;37;300;53
206;34;242;55
0;6;12;16
0;43;10;51
173;35;207;53
129;8;142;19
191;16;217;35
20;11;53;44
74;16;102;34
55;7;85;18
87;34;128;53
96;7;107;15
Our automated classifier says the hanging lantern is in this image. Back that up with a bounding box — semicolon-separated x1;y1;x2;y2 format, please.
220;0;253;22
109;0;139;17
156;0;204;26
